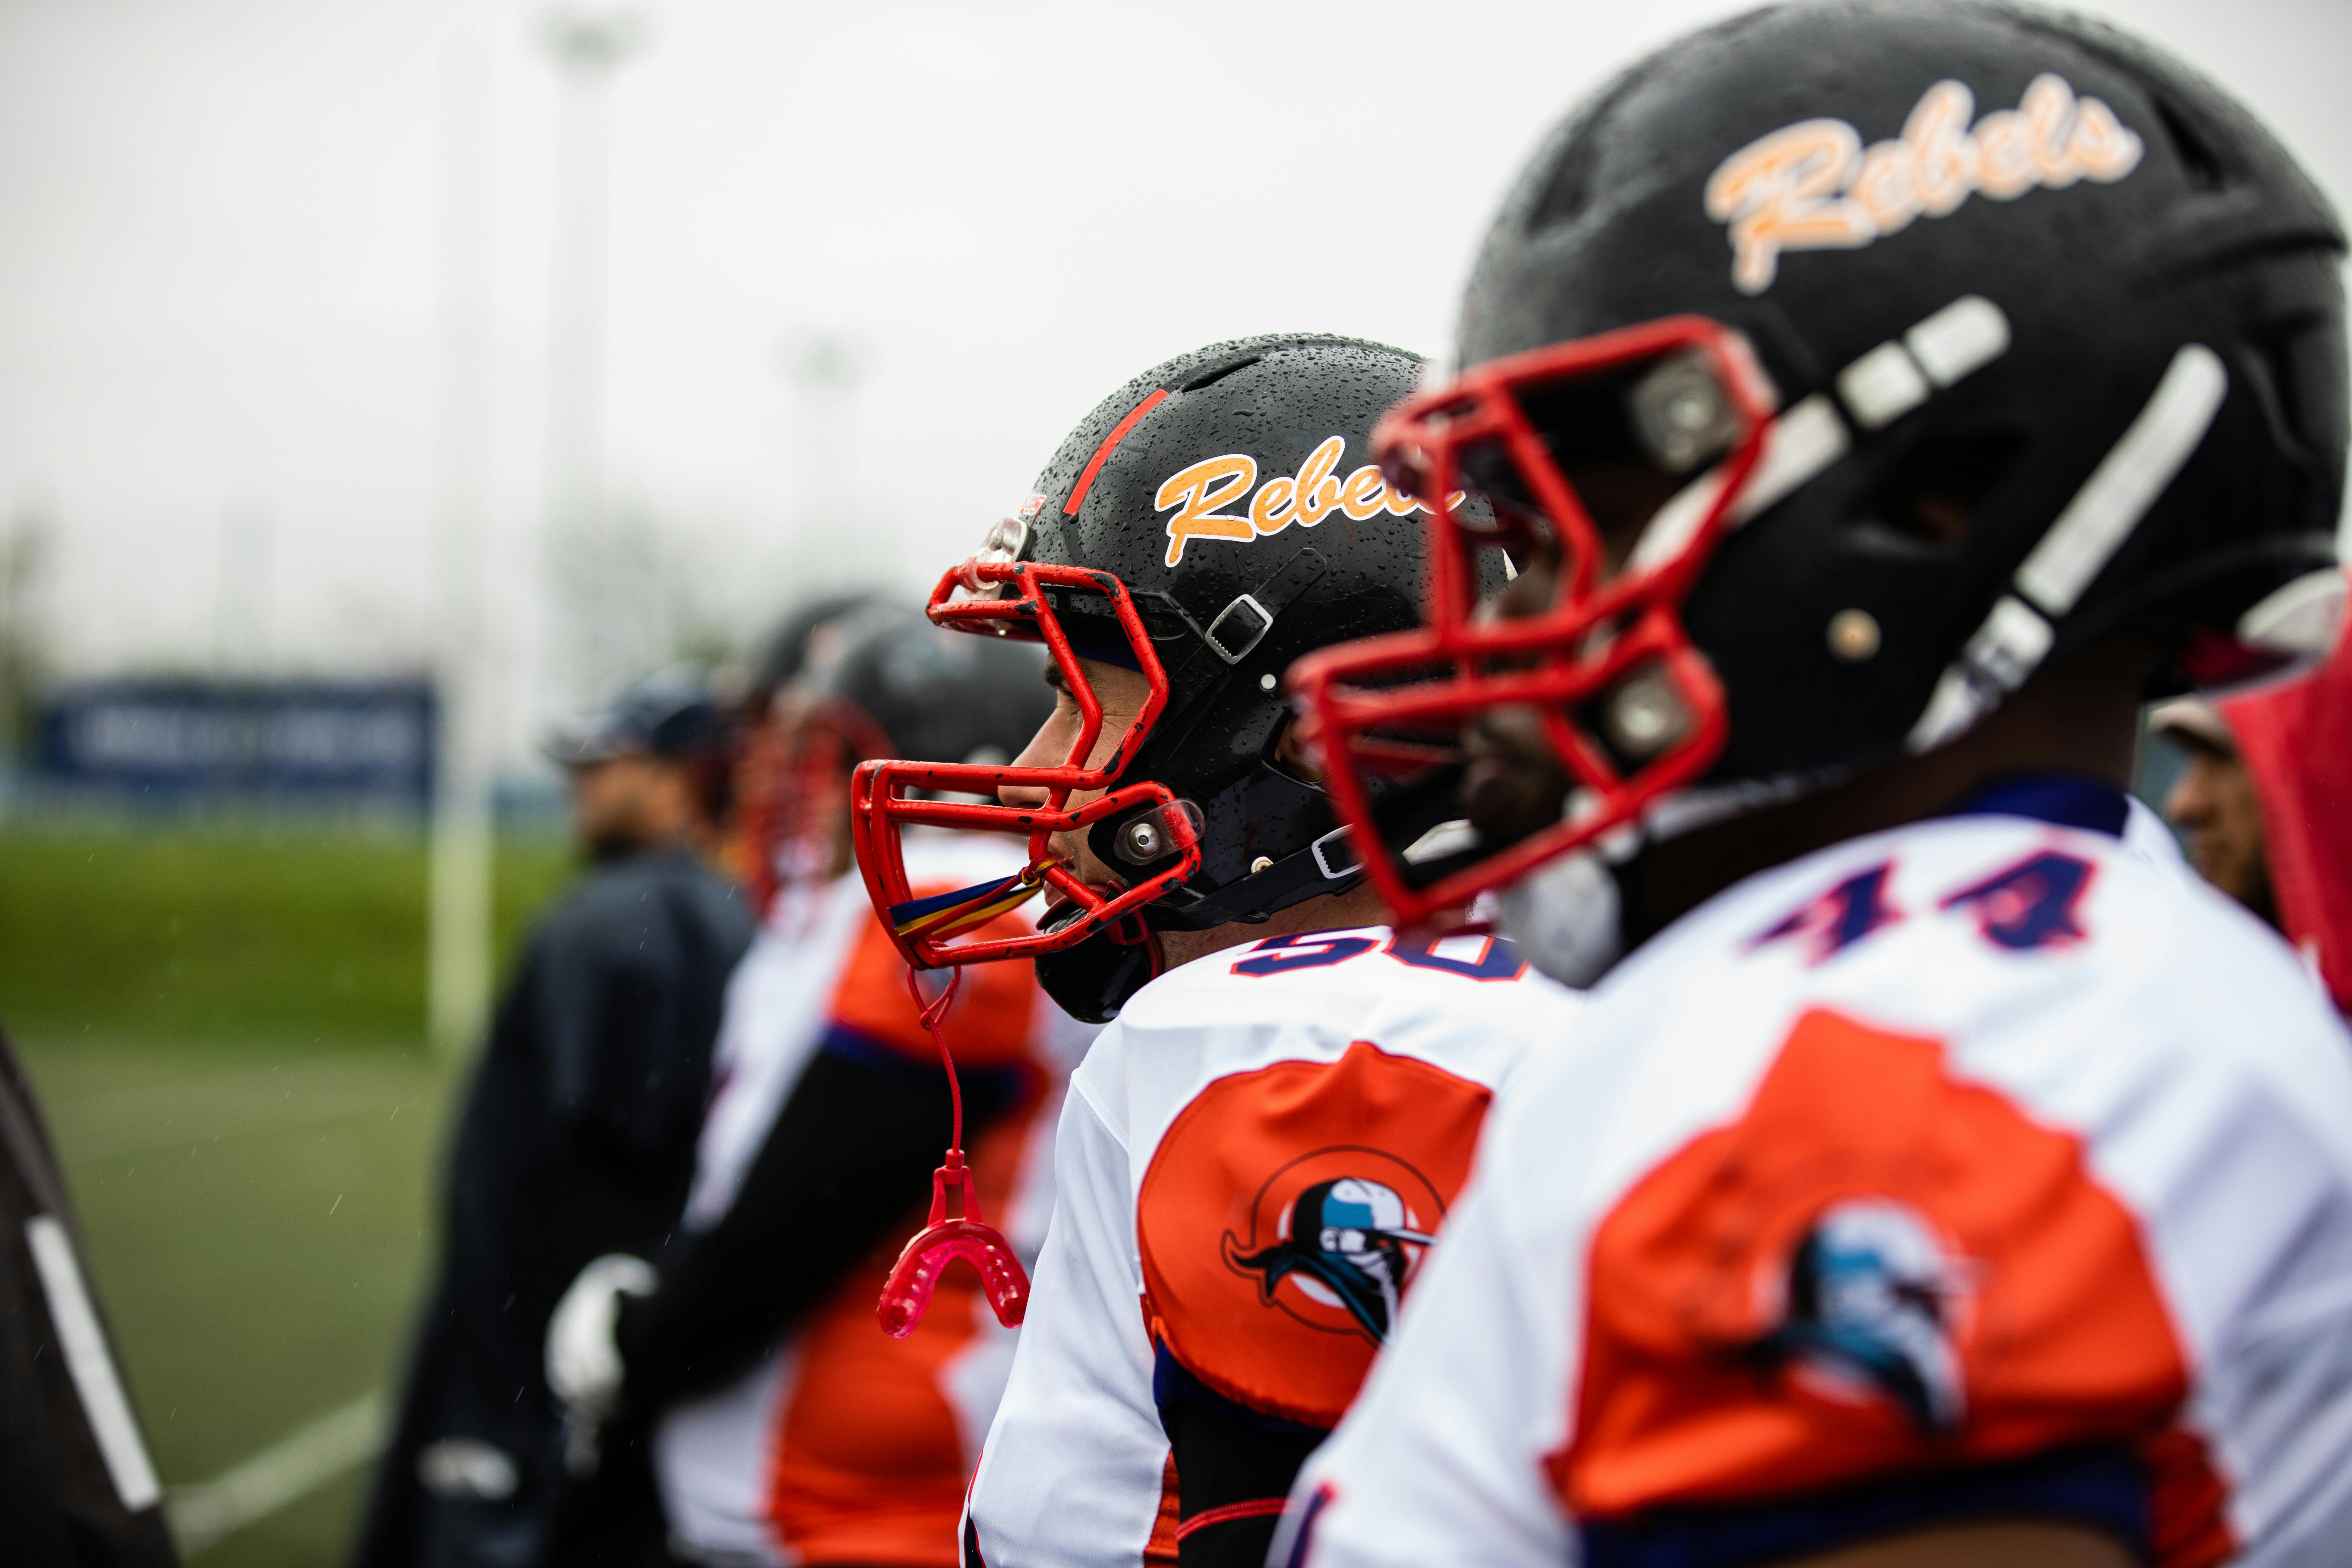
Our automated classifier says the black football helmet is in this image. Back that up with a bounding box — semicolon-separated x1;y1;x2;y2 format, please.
752;604;1052;908
744;591;877;711
803;603;1054;768
853;334;1457;1020
1292;0;2347;929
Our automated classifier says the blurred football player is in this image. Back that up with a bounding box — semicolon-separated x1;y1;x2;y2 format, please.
542;603;1086;1568
1278;6;2352;1568
359;671;754;1568
730;593;877;915
848;335;1584;1568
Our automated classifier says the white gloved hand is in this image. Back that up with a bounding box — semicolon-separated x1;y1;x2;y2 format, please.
545;1254;657;1422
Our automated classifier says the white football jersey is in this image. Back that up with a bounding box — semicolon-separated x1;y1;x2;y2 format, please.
657;835;1089;1567
966;925;1583;1568
1285;786;2352;1568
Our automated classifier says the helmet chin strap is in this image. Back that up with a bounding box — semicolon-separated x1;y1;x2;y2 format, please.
875;964;1032;1338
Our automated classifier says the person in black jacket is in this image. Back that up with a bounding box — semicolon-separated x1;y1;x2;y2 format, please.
355;671;754;1568
0;1023;179;1568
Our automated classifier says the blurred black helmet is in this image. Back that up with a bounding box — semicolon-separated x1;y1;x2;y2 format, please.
803;603;1054;767
745;591;880;710
1461;0;2345;781
1292;0;2348;930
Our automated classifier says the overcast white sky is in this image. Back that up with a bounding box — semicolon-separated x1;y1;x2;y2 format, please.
1;0;2346;758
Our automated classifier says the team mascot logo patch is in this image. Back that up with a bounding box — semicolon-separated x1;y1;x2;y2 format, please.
1748;1197;1974;1435
1550;1009;2208;1524
1136;1042;1491;1427
1222;1159;1443;1343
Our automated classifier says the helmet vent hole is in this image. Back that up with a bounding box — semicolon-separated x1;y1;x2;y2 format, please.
2151;95;2228;194
1867;429;2026;553
1176;355;1263;393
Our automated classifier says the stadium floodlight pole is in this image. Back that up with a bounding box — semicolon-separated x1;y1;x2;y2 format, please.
429;30;498;1059
542;3;644;711
779;332;867;590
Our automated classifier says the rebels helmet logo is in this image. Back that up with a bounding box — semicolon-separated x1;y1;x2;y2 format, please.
1223;1157;1443;1343
1706;74;2144;294
1153;435;1422;566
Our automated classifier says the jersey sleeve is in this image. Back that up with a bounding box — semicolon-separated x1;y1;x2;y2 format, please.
1277;1143;1574;1568
616;1045;1014;1412
966;1073;1168;1568
828;902;1040;1069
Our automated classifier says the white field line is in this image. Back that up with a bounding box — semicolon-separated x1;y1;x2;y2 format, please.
166;1388;386;1555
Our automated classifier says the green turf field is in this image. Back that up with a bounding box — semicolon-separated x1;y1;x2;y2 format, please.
0;823;578;1566
0;824;574;1044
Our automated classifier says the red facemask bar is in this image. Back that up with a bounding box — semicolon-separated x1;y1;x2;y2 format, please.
851;555;1203;971
746;699;897;917
876;965;1030;1337
1287;316;1780;929
734;720;791;917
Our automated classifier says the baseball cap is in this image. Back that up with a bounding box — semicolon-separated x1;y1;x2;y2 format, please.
2149;696;2238;756
544;666;731;766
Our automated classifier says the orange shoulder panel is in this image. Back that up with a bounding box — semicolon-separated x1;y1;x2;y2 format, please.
829;899;1040;1068
1554;1008;2232;1568
1137;1041;1493;1428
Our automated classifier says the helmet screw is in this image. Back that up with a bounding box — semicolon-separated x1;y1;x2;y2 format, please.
1827;608;1881;662
1259;672;1278;691
1602;668;1692;759
1120;819;1164;861
1250;856;1274;875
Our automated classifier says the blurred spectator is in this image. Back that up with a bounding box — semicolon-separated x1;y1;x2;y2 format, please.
0;1023;178;1567
2153;602;2352;1017
541;605;1084;1568
357;671;754;1568
2151;697;2277;926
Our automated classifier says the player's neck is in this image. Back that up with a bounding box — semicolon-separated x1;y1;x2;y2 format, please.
1158;882;1394;970
1622;640;2154;946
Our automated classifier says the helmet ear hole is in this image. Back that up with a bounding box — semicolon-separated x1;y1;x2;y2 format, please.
1864;429;2028;553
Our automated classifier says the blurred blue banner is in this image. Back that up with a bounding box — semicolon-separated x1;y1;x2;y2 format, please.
36;679;436;808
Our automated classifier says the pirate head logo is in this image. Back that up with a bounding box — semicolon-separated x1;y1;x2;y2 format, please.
1136;1042;1492;1425
1748;1197;1976;1435
1222;1150;1444;1343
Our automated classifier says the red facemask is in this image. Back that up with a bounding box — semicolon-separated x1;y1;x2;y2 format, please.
1287;316;1780;929
850;551;1203;971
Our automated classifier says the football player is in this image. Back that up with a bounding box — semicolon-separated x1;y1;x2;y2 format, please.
544;603;1085;1568
1277;5;2352;1568
848;335;1585;1568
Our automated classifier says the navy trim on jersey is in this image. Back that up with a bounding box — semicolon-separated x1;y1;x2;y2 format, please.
1152;1344;1331;1438
1948;772;2130;838
817;1022;1027;1099
1578;1443;2147;1568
